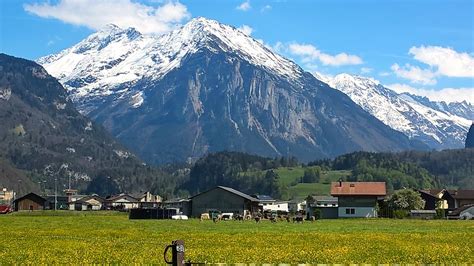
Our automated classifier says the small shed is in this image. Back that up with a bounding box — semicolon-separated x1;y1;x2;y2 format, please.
13;193;47;211
409;210;437;219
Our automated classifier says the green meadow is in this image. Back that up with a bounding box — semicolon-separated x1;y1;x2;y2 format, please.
0;211;472;264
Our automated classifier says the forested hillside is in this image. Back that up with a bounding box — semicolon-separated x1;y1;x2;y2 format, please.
0;54;182;197
309;149;474;189
180;148;473;199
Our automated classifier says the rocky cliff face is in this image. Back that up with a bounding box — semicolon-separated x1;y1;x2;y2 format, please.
39;18;425;164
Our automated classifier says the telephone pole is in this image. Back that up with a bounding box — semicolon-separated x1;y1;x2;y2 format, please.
54;177;57;211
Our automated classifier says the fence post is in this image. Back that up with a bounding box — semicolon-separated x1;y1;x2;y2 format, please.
164;240;186;266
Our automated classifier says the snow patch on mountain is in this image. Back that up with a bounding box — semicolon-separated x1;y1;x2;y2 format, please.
329;73;471;148
130;91;144;108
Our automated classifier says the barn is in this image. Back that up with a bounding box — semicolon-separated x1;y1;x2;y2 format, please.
13;193;47;211
190;186;260;217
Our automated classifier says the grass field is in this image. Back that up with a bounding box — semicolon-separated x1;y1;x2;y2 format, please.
1;211;473;264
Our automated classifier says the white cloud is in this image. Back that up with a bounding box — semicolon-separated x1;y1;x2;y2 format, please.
360;67;372;74
261;5;272;12
388;83;474;104
236;0;251;11
391;46;474;85
378;71;391;77
409;46;474;78
288;43;363;66
391;63;437;85
237;25;253;36
24;0;190;34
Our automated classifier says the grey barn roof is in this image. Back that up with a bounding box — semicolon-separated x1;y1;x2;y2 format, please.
191;186;259;202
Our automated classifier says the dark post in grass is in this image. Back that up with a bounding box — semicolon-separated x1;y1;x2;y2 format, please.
164;240;186;266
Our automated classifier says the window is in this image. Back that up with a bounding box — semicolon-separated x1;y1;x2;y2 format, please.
345;208;355;215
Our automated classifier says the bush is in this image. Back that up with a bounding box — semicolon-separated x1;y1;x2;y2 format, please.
393;210;409;219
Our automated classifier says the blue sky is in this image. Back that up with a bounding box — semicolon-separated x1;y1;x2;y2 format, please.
1;0;473;102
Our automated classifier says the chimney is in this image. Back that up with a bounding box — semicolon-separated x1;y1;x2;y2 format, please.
338;178;343;187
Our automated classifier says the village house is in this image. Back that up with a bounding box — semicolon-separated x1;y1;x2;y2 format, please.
13;192;47;211
331;181;386;218
306;195;338;219
69;195;105;211
0;188;15;204
132;191;162;203
418;189;474;211
252;195;289;213
104;194;140;210
190;186;260;217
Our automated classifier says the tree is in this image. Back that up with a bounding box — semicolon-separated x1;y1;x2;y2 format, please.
302;167;321;183
86;174;120;196
466;124;474;148
388;189;425;210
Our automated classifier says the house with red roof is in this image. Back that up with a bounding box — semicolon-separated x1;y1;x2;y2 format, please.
331;181;386;218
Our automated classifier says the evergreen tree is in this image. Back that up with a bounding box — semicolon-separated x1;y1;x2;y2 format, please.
466;124;474;148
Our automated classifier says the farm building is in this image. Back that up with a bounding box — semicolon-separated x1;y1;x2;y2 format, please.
288;199;306;213
162;198;191;216
104;194;139;210
131;191;162;203
13;193;47;211
450;190;474;208
306;196;338;219
417;190;443;210
418;189;474;211
69;195;105;211
448;204;474;220
46;196;69;210
190;186;260;217
331;181;386;218
252;195;289;212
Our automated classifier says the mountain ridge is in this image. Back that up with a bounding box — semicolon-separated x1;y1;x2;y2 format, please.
38;17;426;165
327;73;471;149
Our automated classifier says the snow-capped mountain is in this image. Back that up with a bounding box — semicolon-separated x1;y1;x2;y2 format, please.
328;73;472;149
38;18;303;114
38;17;424;164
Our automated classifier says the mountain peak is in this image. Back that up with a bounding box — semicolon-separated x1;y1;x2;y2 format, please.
99;23;123;33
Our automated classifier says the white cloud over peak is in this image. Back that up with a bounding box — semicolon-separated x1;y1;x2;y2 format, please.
236;0;251;11
409;46;474;78
237;25;253;36
388;83;474;104
24;0;190;34
391;63;437;85
288;43;363;66
391;46;474;85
